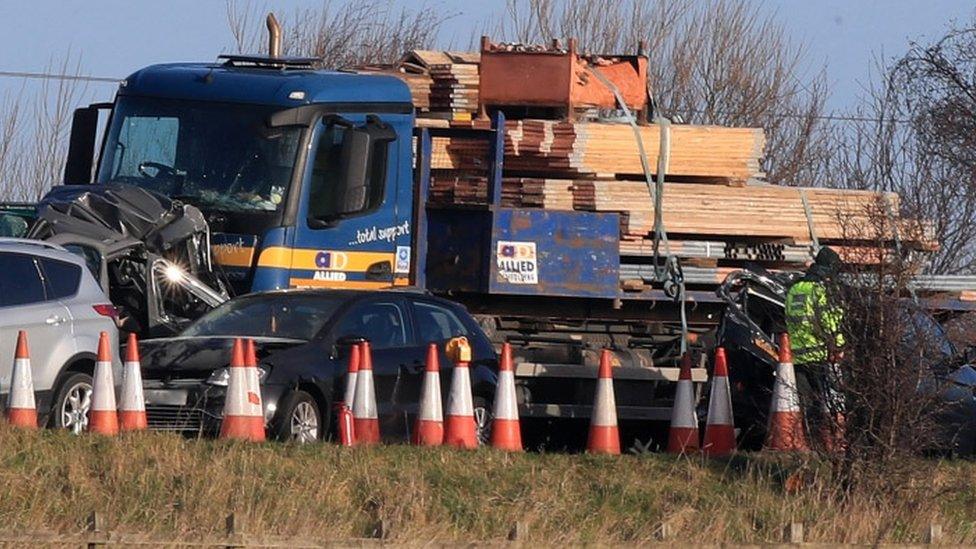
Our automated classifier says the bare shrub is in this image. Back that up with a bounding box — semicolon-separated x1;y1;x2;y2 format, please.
0;57;87;201
796;204;961;498
829;24;976;274
226;0;454;67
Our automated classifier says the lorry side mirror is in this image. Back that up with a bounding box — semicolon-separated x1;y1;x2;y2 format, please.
63;107;99;184
335;128;372;215
63;103;112;185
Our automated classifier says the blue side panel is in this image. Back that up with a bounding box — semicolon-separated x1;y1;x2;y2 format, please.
425;210;492;293
424;208;619;299
490;209;619;298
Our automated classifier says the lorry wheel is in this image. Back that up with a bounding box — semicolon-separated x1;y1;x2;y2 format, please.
473;396;493;446
271;390;321;444
51;372;94;435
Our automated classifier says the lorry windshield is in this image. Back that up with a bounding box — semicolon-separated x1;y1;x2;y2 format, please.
96;96;301;212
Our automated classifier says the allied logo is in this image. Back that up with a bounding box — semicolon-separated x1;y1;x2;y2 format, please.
315;251;348;270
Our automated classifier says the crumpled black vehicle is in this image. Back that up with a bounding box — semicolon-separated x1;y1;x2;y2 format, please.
28;184;228;337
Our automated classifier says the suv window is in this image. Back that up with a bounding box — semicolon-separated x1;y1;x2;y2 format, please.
39;258;82;299
334;301;407;349
0;253;45;307
414;301;468;343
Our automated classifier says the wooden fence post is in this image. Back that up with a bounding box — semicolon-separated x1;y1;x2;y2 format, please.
786;521;804;544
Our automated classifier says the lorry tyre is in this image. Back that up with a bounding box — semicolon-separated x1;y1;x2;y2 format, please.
51;372;94;434
473;396;493;446
271;390;321;444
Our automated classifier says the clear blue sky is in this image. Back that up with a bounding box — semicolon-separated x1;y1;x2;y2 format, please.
0;0;973;111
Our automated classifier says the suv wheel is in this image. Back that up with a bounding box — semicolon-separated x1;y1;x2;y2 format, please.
272;390;321;444
52;372;93;434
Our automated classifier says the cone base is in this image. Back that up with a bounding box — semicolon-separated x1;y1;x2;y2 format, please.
88;410;119;436
353;418;380;445
702;424;736;457
219;415;265;442
666;426;700;454
412;419;443;446
444;414;478;449
765;412;809;451
119;410;148;431
490;418;522;451
587;424;621;455
6;407;37;429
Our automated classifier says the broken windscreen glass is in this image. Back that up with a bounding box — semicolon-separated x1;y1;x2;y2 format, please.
96;96;302;212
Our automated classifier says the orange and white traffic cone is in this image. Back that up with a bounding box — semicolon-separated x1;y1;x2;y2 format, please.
343;342;360;410
764;333;809;451
219;338;265;441
490;343;521;451
336;403;355;446
702;347;736;457
667;352;700;454
87;331;119;436
444;337;478;449
587;349;620;455
352;341;380;445
412;343;443;446
6;331;37;428
119;333;147;431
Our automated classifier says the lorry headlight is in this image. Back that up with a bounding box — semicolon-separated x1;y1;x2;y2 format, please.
206;366;269;386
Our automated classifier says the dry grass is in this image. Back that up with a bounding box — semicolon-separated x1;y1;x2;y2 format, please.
0;425;971;544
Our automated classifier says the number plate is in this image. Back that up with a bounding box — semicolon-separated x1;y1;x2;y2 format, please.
143;389;188;406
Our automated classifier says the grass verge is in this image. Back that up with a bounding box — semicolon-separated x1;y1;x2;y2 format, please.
0;425;972;544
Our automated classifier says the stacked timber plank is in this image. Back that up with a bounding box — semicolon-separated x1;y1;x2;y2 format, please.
392;43;942;293
429;175;574;209
368;50;480;117
430;120;766;183
570;181;925;242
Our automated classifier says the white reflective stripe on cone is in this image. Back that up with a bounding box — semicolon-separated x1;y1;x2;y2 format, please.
591;377;618;427
418;371;442;421
9;357;35;409
343;371;357;408
671;379;698;428
771;361;801;412
353;370;378;420
493;370;518;420
225;367;262;416
706;375;733;425
446;365;474;416
91;360;117;411
120;361;145;412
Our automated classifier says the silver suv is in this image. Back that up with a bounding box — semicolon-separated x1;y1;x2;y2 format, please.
0;239;119;432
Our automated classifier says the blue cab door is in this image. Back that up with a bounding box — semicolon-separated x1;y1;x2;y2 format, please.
279;113;414;289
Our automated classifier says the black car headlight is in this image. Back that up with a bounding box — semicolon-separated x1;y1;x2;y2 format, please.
206;366;269;386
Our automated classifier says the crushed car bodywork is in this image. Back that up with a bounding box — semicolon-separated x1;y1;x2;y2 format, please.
28;184;228;337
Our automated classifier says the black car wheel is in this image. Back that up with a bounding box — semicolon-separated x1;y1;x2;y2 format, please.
51;372;94;434
271;390;321;444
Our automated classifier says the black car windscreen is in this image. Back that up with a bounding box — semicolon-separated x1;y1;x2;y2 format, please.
182;294;343;340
